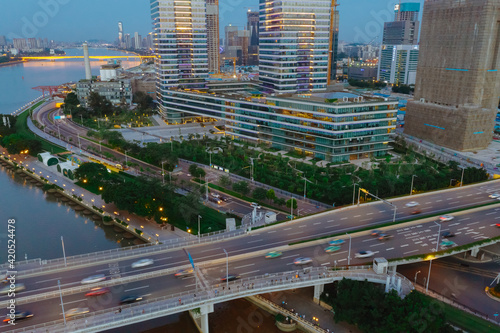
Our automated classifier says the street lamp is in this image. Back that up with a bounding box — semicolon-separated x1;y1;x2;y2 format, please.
198;215;202;243
352;183;358;206
223;249;229;290
58;280;66;325
460;166;465;187
61;236;67;267
346;232;352;266
414;270;421;284
161;161;165;185
99;140;102;153
410;175;417;195
426;221;441;293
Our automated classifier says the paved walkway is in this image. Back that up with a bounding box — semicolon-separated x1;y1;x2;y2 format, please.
260;287;361;333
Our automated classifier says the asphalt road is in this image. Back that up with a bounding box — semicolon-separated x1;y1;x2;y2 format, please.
3;202;500;330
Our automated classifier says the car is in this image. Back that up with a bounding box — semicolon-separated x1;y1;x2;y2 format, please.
131;259;154;268
355;251;375;258
211;193;220;198
405;201;419;207
410;208;422;215
265;251;282;259
329;239;345;245
220;274;240;282
440;240;456;248
325;246;341;253
0;283;25;295
113;211;120;216
489;193;500;199
439;215;454;222
208;197;222;204
441;231;455;238
496;223;500;228
251;202;261;209
378;233;393;241
85;287;110;297
187;173;192;177
370;230;382;237
81;274;106;284
65;308;89;318
293;257;313;265
120;295;143;304
174;268;194;277
221;196;228;202
2;311;33;323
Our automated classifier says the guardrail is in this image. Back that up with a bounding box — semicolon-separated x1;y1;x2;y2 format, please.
9;266;405;333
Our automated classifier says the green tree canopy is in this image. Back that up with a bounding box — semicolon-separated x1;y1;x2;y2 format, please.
74;163;109;185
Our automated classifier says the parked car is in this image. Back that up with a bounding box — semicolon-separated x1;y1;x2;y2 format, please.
120;295;143;304
65;308;89;318
441;231;455;238
85;287;109;297
405;201;419;207
131;259;154;269
439;215;454;222
293;257;313;265
355;251;375;258
329;239;345;245
175;268;194;277
265;251;282;259
325;246;341;253
220;274;240;282
3;311;33;323
81;274;106;284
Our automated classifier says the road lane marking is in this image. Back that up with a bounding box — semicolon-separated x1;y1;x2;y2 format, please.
288;232;303;236
327;219;335;222
267;230;276;234
458;217;471;221
449;201;459;204
436;200;442;202
124;285;149;292
401;244;409;248
369;243;385;248
486;212;497;215
479;226;486;229
61;299;87;305
466;222;479;226
248;239;263;243
284;227;292;231
35;277;63;284
321;262;331;266
449;223;460;227
234;263;255;269
404;249;419;255
299;225;307;228
340;217;348;220
366;213;373;215
313;222;322;225
240;270;260;276
354;215;361;218
414;241;422;244
282;255;301;259
457;227;470;231
360;218;372;222
386;247;394;251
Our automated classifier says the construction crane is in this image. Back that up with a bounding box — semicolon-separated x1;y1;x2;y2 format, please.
222;57;238;77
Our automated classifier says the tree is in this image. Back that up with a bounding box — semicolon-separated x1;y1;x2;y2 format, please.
266;189;276;202
286;198;297;211
252;187;267;201
188;164;206;178
64;92;80;107
133;91;153;111
74;162;109;184
219;175;232;188
233;181;250;195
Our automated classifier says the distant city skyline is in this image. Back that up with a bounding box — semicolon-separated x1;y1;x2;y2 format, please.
0;0;424;43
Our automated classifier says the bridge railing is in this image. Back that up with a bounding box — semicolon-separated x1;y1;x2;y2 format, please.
9;266;400;333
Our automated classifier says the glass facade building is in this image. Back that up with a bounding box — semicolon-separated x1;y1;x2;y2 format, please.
160;89;397;162
258;0;333;93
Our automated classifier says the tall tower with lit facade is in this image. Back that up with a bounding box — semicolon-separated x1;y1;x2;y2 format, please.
258;0;334;93
206;0;220;73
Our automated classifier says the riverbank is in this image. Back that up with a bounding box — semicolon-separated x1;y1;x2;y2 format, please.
0;60;26;67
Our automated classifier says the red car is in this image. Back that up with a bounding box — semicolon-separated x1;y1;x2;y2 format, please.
85;287;109;297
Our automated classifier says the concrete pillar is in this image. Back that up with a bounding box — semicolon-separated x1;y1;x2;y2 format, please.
385;276;391;293
200;303;214;333
388;265;397;275
396;277;402;294
313;284;325;303
470;247;479;257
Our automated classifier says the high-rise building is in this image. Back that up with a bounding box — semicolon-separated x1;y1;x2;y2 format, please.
247;10;259;66
329;5;340;83
118;22;124;46
224;25;250;66
27;38;37;50
146;33;153;49
151;0;209;116
206;0;220;73
134;32;141;50
13;38;27;51
404;0;500;151
124;34;131;49
0;35;6;46
378;2;420;85
258;0;334;93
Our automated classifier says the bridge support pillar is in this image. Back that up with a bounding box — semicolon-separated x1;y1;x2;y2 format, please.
470;247;480;257
313;283;325;303
200;303;214;333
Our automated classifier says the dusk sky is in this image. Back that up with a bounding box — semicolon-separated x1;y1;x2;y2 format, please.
0;0;424;44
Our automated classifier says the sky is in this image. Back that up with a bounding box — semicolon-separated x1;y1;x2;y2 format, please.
0;0;424;44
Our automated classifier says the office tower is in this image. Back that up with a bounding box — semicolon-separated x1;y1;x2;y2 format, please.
13;38;27;51
124;34;131;49
37;38;43;49
259;0;333;93
118;22;123;45
378;2;420;85
43;38;49;48
405;0;500;151
224;25;250;66
0;35;6;46
329;4;340;83
146;33;153;49
206;0;220;73
134;32;141;50
151;0;208;117
27;38;37;50
82;42;92;80
247;10;259;65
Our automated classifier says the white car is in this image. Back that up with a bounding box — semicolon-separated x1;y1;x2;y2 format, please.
81;274;106;284
489;193;500;199
405;201;419;207
131;259;154;269
251;202;261;209
439;215;454;222
293;257;313;265
355;251;375;258
212;193;220;198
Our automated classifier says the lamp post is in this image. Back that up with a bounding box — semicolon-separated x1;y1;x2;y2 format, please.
223;249;229;290
198;215;202;243
99;140;102;153
161;161;165;185
410;175;417;195
347;232;352;266
426;221;441;293
77;133;81;149
303;178;307;199
460;166;465;187
57;124;61;141
124;150;128;166
352;183;358;206
357;186;361;206
58;280;67;325
414;270;421;284
61;236;67;267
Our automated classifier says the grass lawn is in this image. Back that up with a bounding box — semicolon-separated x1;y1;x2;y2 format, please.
16;106;66;154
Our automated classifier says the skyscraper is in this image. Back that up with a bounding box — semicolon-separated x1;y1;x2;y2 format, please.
247;10;259;66
206;0;220;73
378;2;420;85
0;35;7;46
404;0;500;151
151;0;209;117
258;0;334;93
118;22;123;46
134;32;141;50
329;4;340;83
